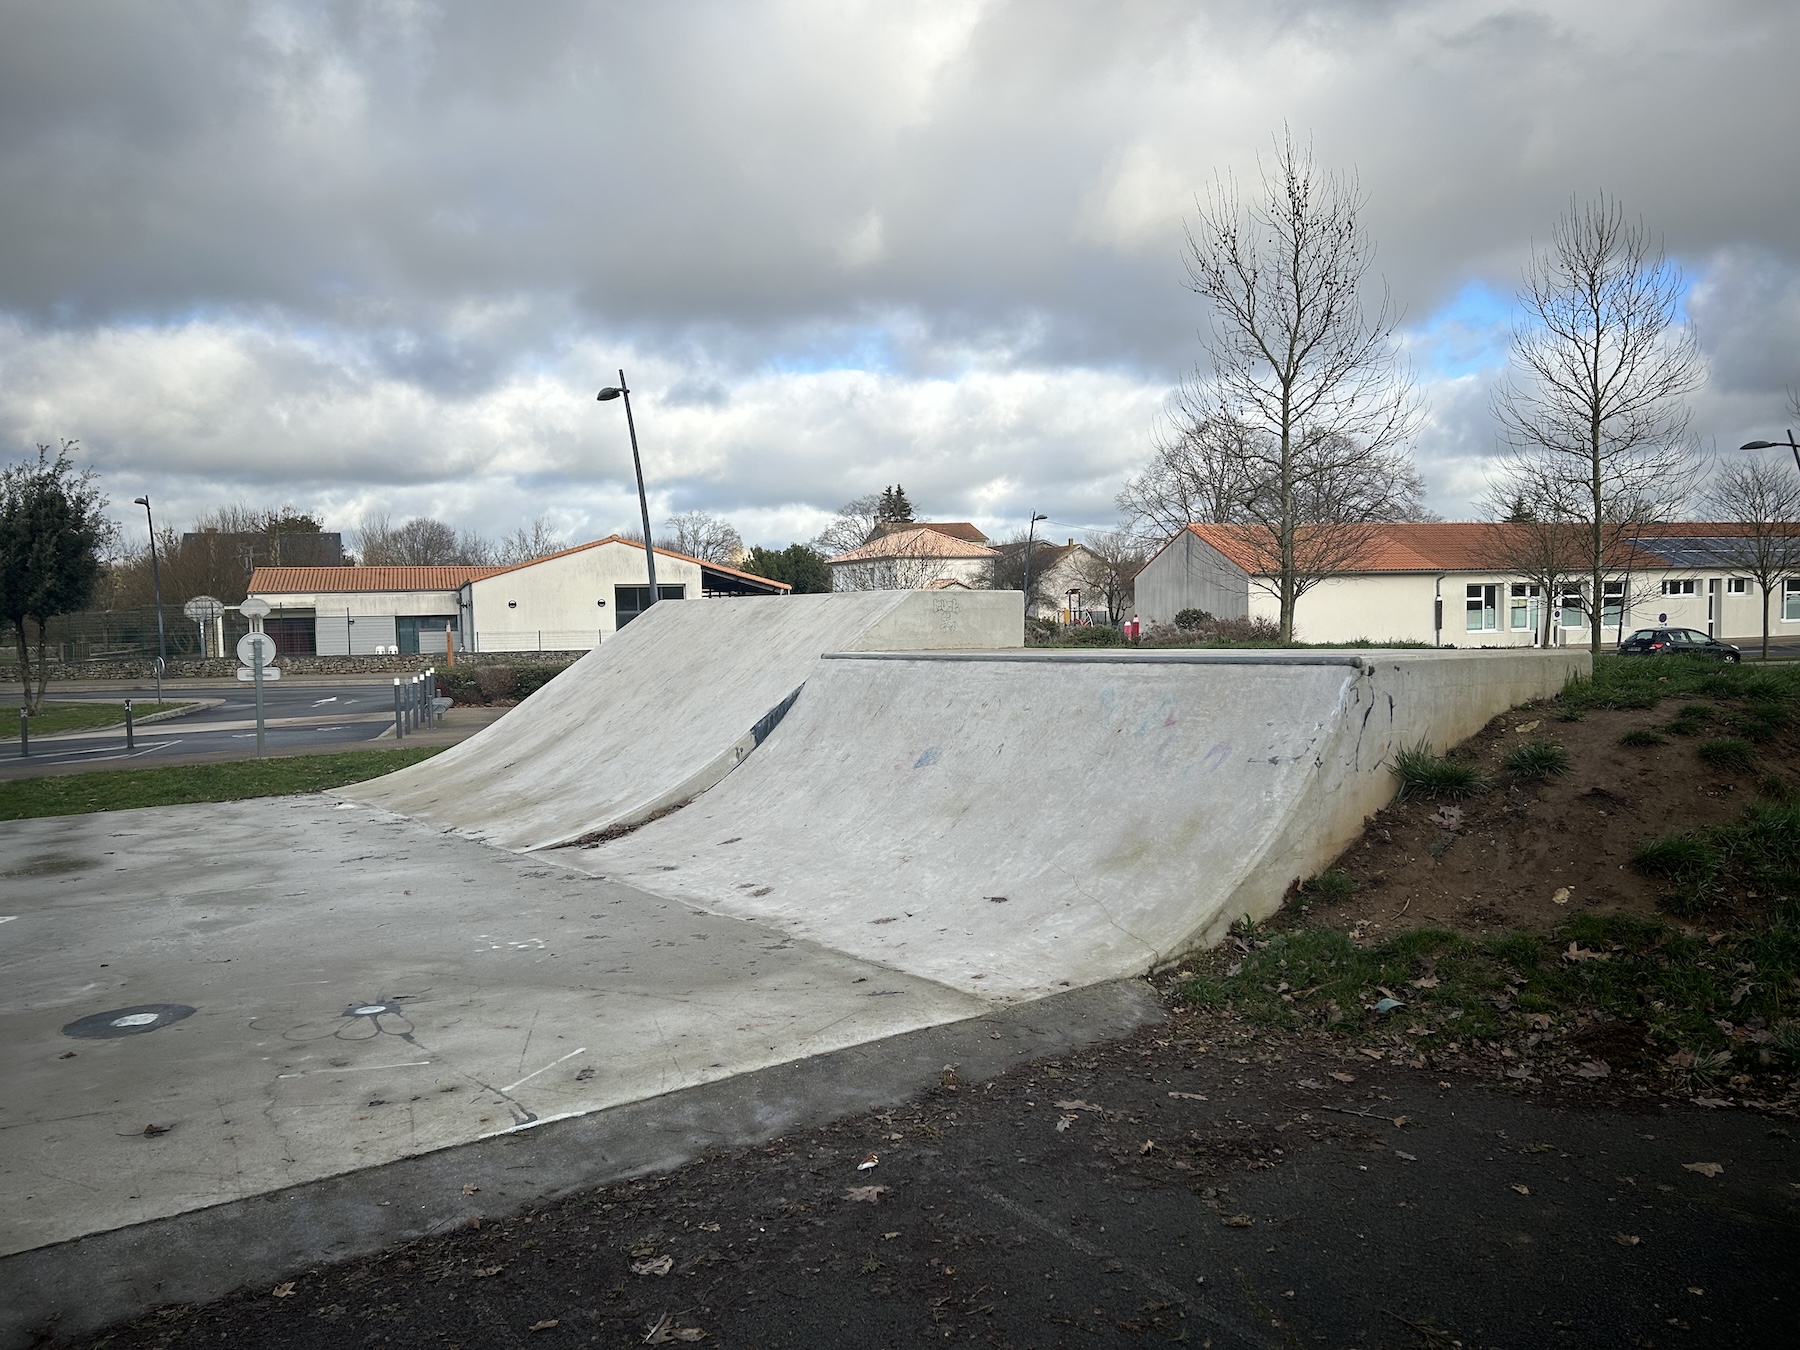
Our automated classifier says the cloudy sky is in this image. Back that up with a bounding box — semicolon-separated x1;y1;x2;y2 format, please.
2;0;1797;554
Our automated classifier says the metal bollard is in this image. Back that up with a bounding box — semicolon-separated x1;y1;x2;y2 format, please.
125;698;134;751
423;668;435;728
392;678;405;739
18;707;27;757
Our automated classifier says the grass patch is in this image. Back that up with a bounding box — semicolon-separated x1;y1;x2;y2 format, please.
0;748;444;821
1179;910;1800;1070
1665;703;1715;736
1631;801;1800;917
1298;868;1359;902
2;701;191;739
1619;728;1667;747
1391;741;1488;800
1560;654;1800;714
1504;740;1571;779
1696;737;1756;772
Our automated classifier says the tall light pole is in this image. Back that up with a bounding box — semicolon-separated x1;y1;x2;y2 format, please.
597;370;659;617
1740;429;1800;477
1020;510;1048;623
132;495;167;704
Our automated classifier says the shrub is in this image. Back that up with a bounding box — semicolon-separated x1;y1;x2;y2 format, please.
1064;624;1126;647
434;667;484;705
1174;607;1213;631
1391;741;1489;800
1300;868;1359;901
513;664;567;699
474;665;519;701
1504;740;1571;779
1697;737;1756;772
1619;727;1666;748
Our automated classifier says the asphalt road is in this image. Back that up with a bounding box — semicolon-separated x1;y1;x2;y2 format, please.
4;680;415;771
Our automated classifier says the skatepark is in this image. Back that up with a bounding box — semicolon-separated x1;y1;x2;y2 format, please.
0;590;1587;1344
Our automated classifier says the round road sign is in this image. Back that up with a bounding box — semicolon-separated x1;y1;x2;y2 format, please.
183;594;225;623
239;597;272;619
237;631;278;667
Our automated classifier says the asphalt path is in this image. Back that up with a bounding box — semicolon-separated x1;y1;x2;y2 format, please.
4;680;411;771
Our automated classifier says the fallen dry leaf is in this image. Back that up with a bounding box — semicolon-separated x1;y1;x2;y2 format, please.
1328;1071;1355;1084
1139;1140;1156;1155
1515;720;1540;734
1166;1091;1207;1101
472;1266;504;1279
1511;1184;1531;1195
142;1123;171;1137
1562;942;1609;963
1574;1060;1611;1079
698;1221;720;1232
1053;1099;1103;1112
529;1320;559;1332
643;1314;707;1344
1220;1214;1253;1228
1615;1233;1641;1246
1395;1150;1417;1162
1427;805;1464;828
1409;975;1440;989
271;1283;296;1299
856;1152;879;1171
461;1183;479;1196
845;1185;888;1203
1055;1114;1076;1132
881;1231;899;1239
630;1255;675;1277
1683;1162;1724;1178
1551;887;1572;906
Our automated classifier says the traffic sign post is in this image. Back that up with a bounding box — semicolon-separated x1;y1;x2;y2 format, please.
236;630;279;758
183;595;226;657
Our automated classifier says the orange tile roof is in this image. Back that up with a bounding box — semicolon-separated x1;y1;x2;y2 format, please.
828;527;998;564
1171;522;1738;576
249;565;506;593
871;520;990;544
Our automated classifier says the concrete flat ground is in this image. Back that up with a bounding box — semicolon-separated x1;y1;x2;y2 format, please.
0;796;991;1259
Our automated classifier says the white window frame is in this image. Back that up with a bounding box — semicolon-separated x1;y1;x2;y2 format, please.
1508;582;1541;632
1465;583;1498;633
1660;578;1697;597
1727;577;1749;594
1559;587;1587;629
1601;578;1626;630
1785;578;1800;623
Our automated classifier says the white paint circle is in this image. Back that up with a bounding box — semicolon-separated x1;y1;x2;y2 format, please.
111;1012;161;1028
352;1004;388;1016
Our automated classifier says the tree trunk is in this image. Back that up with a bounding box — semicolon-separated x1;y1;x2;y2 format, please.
13;620;33;715
33;618;52;712
1763;584;1771;662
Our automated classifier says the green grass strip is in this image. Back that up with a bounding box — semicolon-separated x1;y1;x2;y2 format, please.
0;747;444;821
2;701;193;739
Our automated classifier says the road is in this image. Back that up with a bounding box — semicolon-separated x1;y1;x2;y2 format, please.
2;679;422;773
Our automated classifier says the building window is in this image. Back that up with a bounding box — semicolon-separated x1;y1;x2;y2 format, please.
614;583;687;627
1786;579;1800;623
1508;582;1541;632
1602;579;1625;629
1465;583;1498;632
1660;579;1697;596
1728;577;1749;594
1559;588;1586;628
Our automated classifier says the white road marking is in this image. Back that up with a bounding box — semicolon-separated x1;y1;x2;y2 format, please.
312;697;338;706
500;1046;588;1094
0;916;15;924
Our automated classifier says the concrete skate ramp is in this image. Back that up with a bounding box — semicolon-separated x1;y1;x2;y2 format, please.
346;590;1022;852
572;649;1588;1000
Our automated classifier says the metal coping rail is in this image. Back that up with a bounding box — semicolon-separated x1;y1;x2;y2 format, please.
823;650;1377;673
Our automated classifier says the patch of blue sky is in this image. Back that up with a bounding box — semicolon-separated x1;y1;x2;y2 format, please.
1406;279;1513;380
764;324;897;376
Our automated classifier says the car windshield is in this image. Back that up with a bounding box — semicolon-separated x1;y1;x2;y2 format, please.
1626;630;1656;641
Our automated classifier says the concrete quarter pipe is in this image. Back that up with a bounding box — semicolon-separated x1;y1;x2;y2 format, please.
567;648;1588;998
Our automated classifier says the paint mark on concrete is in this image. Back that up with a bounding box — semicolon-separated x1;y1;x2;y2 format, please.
62;1004;197;1039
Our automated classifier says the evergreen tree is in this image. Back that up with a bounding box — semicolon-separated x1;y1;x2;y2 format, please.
877;484;916;523
742;543;832;593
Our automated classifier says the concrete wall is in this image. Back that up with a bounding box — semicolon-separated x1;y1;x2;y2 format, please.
467;542;707;649
1134;531;1250;625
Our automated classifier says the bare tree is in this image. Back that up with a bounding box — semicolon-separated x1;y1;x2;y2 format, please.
357;514;491;566
1179;131;1422;640
1478;467;1590;647
812;492;883;558
1067;529;1146;624
1701;454;1800;660
985;533;1064;617
663;510;744;564
1115;412;1252;548
492;518;567;566
1491;192;1705;653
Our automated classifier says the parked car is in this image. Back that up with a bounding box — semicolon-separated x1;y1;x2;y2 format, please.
1617;627;1741;663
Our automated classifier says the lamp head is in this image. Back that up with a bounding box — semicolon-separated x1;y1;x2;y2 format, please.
1741;440;1777;450
597;387;622;402
133;496;150;506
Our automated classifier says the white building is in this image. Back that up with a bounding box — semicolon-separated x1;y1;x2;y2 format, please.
247;536;789;656
1134;522;1800;647
827;525;998;592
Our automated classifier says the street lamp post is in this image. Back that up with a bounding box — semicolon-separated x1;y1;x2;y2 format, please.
597;370;659;619
1020;511;1048;624
1740;429;1800;477
132;495;168;705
